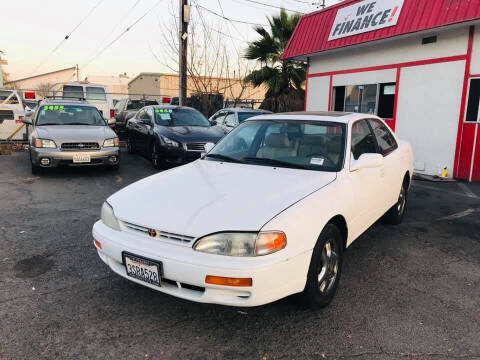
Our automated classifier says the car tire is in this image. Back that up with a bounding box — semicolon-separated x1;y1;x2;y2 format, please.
151;143;161;169
109;164;120;171
383;179;408;225
300;223;343;309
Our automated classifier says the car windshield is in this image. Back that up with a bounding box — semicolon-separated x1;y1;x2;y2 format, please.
36;105;106;126
207;120;346;172
238;112;264;123
154;107;210;127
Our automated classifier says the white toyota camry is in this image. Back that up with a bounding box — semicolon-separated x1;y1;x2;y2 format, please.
92;112;413;308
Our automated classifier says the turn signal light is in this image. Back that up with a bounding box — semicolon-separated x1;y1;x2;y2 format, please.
255;232;287;256
205;275;252;287
34;139;42;148
93;238;102;249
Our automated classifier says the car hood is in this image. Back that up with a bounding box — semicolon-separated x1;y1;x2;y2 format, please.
159;126;226;143
34;125;116;143
108;160;336;237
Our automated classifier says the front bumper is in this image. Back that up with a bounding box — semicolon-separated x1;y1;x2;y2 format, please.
92;221;311;307
160;146;202;165
30;147;120;167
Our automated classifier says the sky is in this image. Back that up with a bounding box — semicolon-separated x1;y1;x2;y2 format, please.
1;0;339;81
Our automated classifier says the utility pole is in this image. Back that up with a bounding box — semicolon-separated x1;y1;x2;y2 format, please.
0;50;6;88
179;0;189;106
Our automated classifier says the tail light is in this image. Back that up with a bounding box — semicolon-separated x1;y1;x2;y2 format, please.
110;109;115;118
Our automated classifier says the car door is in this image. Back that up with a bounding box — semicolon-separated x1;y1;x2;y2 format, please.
137;107;154;154
368;118;402;209
347;119;386;237
129;109;144;150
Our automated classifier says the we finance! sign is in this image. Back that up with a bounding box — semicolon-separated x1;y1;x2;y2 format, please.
329;0;404;41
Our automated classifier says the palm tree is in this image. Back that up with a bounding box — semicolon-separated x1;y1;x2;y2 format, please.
244;9;305;111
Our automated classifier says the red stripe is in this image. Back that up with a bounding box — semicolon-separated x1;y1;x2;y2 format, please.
308;54;468;78
391;67;402;132
453;26;475;178
473;125;480;181
327;75;333;111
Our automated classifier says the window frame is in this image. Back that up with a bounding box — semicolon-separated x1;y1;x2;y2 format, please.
465;77;480;123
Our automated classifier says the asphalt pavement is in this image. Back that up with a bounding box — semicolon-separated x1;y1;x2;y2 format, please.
0;151;479;359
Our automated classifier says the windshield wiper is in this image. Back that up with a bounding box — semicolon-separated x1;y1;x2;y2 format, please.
205;153;245;164
242;157;309;170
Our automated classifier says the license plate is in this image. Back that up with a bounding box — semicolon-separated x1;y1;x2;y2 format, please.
73;153;91;163
123;253;162;286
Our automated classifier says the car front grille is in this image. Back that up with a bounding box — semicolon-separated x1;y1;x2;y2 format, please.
185;142;206;152
61;142;100;151
122;221;196;245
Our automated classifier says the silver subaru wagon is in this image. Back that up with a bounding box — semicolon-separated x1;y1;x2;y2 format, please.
23;99;120;173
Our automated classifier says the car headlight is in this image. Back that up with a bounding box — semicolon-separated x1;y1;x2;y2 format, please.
193;231;286;257
160;135;179;147
101;202;121;231
34;138;56;148
103;138;119;147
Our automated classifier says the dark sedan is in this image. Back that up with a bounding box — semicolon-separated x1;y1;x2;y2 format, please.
126;105;226;168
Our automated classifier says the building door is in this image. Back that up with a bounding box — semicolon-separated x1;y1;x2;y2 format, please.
457;78;480;181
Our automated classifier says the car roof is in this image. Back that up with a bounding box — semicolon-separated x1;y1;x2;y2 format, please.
244;111;378;124
222;108;271;113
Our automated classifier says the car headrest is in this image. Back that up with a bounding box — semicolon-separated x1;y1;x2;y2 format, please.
299;135;326;146
265;133;291;148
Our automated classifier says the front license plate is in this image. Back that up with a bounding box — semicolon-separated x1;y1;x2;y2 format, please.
73;153;91;163
123;253;162;286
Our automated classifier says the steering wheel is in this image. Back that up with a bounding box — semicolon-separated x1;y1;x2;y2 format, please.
306;152;335;165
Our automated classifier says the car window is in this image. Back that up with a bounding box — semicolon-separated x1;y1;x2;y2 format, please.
238;112;262;123
351;119;377;160
114;99;126;112
368;119;398;156
86;87;107;101
224;113;236;127
63;86;84;99
36;105;105;126
212;111;225;124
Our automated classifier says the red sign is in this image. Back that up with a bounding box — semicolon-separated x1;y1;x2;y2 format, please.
24;91;36;99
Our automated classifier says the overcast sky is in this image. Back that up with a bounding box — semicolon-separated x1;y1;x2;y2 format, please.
1;0;339;80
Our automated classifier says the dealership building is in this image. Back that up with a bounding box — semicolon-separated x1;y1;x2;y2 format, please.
282;0;480;181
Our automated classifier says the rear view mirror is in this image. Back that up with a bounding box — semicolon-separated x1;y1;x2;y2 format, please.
350;153;383;172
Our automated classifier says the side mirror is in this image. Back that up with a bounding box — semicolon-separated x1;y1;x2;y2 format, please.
210;120;217;126
107;118;116;126
350;153;383;172
25;108;34;118
22;117;33;125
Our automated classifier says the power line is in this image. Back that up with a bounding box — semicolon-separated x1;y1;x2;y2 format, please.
29;0;106;77
81;0;164;72
194;4;269;27
238;0;304;14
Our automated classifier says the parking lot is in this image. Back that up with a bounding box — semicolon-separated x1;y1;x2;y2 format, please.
1;150;479;359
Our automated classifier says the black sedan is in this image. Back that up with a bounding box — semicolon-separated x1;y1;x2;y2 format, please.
126;105;226;168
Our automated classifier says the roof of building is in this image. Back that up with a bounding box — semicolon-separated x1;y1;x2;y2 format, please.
282;0;480;60
5;66;77;84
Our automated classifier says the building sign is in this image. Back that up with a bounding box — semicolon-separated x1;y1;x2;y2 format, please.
329;0;404;41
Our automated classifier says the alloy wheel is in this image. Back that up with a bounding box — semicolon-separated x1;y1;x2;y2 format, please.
317;240;339;294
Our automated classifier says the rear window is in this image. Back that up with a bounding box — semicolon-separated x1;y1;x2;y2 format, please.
86;87;107;101
126;100;158;110
63;86;84;100
238;112;263;123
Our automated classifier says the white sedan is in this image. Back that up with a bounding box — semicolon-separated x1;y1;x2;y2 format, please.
92;112;413;308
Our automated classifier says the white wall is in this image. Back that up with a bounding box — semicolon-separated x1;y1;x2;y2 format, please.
395;60;465;176
470;26;480;75
309;27;470;74
306;76;330;111
332;68;397;86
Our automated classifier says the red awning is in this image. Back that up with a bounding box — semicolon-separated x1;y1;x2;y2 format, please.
282;0;480;60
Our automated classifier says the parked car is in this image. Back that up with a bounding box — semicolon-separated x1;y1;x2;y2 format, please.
0;89;31;140
113;98;159;135
126;105;225;168
209;108;272;132
92;111;413;308
49;82;115;123
23;99;120;173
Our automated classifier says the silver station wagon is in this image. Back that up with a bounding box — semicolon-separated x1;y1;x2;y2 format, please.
23;99;120;173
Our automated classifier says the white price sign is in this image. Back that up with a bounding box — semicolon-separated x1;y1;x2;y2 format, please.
329;0;404;41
